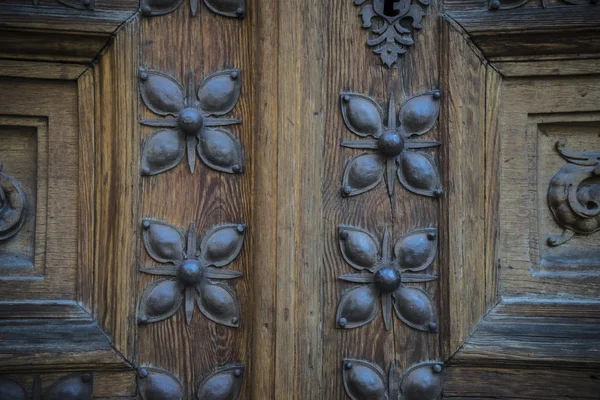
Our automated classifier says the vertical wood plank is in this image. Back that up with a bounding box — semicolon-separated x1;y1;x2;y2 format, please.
250;0;278;397
93;17;140;362
275;0;326;396
77;67;95;314
440;17;487;359
484;67;502;310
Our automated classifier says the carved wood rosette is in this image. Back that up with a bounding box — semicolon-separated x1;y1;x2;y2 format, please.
336;225;439;332
341;359;444;400
138;67;245;176
546;139;600;247
340;91;442;198
351;0;431;67
137;365;244;400
140;0;245;18
137;218;245;327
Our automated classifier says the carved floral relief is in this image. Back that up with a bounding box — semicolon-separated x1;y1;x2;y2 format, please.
138;67;244;176
547;139;600;247
336;225;439;332
137;218;245;327
340;91;442;198
342;359;444;400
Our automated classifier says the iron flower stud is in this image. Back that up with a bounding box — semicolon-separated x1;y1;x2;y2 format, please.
340;91;442;198
139;67;244;176
137;365;244;400
137;218;245;327
336;225;439;331
140;0;245;18
342;359;444;400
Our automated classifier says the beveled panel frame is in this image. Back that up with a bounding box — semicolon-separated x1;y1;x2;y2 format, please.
440;7;600;398
0;9;139;380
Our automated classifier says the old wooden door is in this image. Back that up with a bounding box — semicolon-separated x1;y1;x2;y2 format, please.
0;0;599;399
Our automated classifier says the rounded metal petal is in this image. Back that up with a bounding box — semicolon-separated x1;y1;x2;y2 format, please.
398;91;440;137
342;359;387;400
141;129;185;176
137;367;184;400
203;0;245;18
340;93;384;138
197;129;244;174
0;377;27;400
138;279;184;324
196;364;244;400
393;286;438;332
397;151;442;197
394;228;437;272
140;0;184;16
342;153;385;197
139;69;186;115
199;224;246;267
338;225;379;271
43;373;93;400
401;362;444;400
336;285;379;329
198;69;242;116
197;281;241;327
142;219;185;263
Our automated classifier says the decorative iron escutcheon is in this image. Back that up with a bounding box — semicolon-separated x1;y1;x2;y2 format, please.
0;373;93;400
351;0;431;67
137;218;246;327
342;359;444;400
140;0;245;18
137;365;244;400
547;139;600;247
138;67;245;176
0;158;26;241
336;225;439;332
340;91;442;198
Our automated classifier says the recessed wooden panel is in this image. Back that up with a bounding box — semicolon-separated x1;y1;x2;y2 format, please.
0;79;78;300
498;76;600;299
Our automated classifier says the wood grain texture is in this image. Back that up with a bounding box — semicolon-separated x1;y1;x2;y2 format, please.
446;8;600;59
440;16;488;360
137;2;253;397
493;59;600;78
250;0;277;398
78;67;95;313
0;60;86;79
444;366;600;399
93;18;140;362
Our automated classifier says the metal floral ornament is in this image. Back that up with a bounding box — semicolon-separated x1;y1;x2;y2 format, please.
0;373;93;400
137;218;245;327
137;365;244;400
139;67;244;176
336;225;439;332
342;359;443;400
140;0;245;18
352;0;431;67
340;91;442;198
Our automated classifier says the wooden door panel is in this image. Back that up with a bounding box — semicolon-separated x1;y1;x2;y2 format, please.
442;7;600;398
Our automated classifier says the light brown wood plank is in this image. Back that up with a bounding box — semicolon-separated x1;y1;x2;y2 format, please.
0;60;87;80
440;17;488;360
93;17;140;362
493;59;600;77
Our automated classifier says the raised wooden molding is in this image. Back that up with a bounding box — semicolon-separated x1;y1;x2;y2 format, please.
440;11;600;398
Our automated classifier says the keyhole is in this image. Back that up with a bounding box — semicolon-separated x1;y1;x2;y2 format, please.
383;0;400;17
